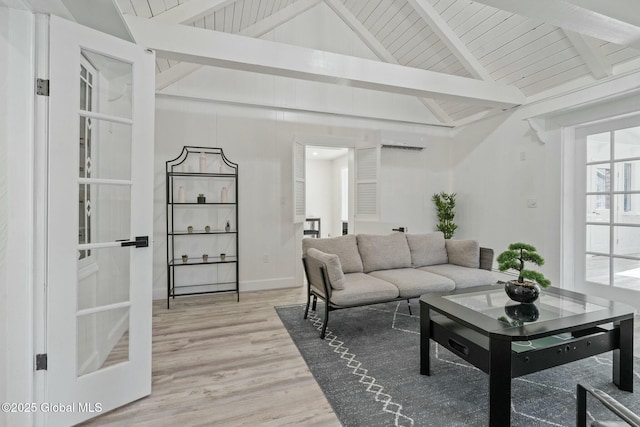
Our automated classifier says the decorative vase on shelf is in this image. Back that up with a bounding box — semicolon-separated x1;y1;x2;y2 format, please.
504;280;540;303
202;254;208;262
199;152;206;173
221;187;228;203
187;225;193;234
205;225;211;233
181;255;188;263
225;220;231;232
178;186;185;203
197;194;206;204
220;253;226;261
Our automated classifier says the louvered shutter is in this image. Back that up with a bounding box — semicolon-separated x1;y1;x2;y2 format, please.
355;146;380;220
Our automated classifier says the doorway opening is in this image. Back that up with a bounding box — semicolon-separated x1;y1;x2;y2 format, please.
304;145;351;239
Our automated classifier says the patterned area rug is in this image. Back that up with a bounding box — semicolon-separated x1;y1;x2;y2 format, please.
276;301;640;427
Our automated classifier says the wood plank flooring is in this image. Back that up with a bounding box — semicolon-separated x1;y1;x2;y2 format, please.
81;287;339;427
82;287;639;426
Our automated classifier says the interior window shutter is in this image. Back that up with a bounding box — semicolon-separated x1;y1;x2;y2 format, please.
293;141;306;223
355;146;380;221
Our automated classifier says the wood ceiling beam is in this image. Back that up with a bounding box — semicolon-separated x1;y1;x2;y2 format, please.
324;0;453;124
125;15;524;108
471;0;640;49
563;30;612;80
154;0;323;90
405;0;494;82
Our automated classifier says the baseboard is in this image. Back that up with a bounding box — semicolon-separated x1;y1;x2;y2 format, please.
152;277;298;300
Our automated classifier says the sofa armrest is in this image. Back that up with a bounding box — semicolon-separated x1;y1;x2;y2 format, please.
302;256;332;299
479;247;494;271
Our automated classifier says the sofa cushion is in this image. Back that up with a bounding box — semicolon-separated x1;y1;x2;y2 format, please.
328;273;399;306
369;268;455;298
406;232;448;267
419;264;497;289
357;233;411;273
306;248;346;290
446;239;480;268
303;234;363;273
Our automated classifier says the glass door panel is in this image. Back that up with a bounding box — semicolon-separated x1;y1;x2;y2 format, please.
77;48;133;379
583;125;640;294
77;306;130;376
78;245;130;310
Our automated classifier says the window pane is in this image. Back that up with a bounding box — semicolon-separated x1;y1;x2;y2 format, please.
613;126;640;160
586;254;609;285
614;160;639;192
586;195;610;223
586;224;609;254
613;225;640;256
586;132;610;162
614;195;640;223
586;165;610;194
613;257;640;290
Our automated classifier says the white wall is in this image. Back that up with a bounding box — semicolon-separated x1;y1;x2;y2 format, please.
0;7;36;427
451;79;640;289
153;95;450;298
331;154;348;237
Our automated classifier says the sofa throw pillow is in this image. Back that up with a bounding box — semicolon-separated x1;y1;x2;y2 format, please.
306;248;346;290
357;233;412;273
406;232;448;267
446;239;480;268
302;234;363;273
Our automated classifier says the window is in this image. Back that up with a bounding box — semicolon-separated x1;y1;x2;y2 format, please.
583;125;640;291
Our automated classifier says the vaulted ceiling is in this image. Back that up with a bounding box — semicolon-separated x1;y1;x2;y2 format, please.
115;0;640;126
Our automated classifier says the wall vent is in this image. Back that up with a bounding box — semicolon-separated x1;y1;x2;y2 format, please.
381;144;424;151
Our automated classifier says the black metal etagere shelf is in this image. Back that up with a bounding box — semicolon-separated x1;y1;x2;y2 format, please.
166;146;239;308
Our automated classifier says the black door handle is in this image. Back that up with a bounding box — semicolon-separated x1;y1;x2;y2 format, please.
117;236;149;248
392;227;406;232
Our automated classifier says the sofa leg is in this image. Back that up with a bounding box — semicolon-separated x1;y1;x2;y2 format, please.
407;299;412;316
304;291;311;319
320;303;329;339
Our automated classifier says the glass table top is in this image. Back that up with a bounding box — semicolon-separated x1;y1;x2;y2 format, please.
443;287;609;325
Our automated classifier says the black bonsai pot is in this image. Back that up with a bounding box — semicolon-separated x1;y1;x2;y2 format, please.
504;280;540;303
197;194;206;204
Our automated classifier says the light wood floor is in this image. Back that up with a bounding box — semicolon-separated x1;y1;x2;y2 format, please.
82;287;639;426
81;287;339;427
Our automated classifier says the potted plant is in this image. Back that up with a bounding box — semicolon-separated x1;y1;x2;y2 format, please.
197;193;206;203
432;192;457;239
497;242;551;303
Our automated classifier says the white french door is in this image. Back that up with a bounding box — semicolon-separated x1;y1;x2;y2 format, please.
575;116;640;307
45;15;155;426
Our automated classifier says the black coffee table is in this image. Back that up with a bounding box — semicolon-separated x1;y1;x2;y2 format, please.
420;284;635;427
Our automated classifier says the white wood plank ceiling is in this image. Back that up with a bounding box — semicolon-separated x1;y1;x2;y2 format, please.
117;0;640;125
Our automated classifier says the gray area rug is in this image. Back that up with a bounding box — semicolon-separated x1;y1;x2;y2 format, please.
276;300;640;427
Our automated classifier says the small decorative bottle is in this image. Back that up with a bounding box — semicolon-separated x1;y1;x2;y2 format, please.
199;152;206;173
220;187;228;203
178;186;185;203
225;220;231;232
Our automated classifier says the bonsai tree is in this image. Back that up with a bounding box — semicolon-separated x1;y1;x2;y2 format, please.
432;192;457;239
497;243;551;288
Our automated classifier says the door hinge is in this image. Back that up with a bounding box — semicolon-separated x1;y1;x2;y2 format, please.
35;353;47;371
36;78;50;96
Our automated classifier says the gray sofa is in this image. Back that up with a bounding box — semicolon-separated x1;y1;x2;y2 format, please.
302;232;497;338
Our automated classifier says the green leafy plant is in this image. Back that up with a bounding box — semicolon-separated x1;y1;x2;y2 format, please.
432;192;457;239
496;242;551;288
